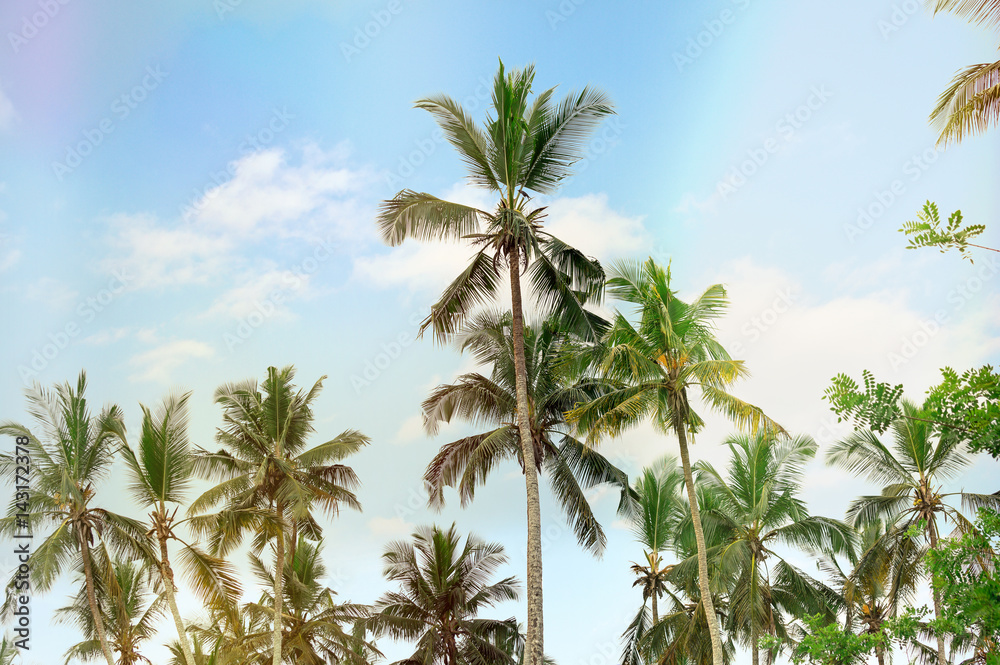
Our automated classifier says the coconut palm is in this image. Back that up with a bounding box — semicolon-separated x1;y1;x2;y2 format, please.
0;371;152;665
245;537;379;665
696;432;854;665
567;257;784;665
56;554;166;665
620;456;685;665
629;483;735;665
120;391;242;665
0;635;19;665
190;365;370;665
928;0;1000;145
827;399;1000;665
367;524;521;665
377;61;614;665
423;310;631;558
817;520;924;665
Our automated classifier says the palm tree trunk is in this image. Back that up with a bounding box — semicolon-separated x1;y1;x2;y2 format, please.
157;516;196;665
675;422;725;665
875;641;886;665
78;530;118;665
652;591;658;624
751;619;759;665
508;244;545;665
928;519;947;665
272;501;286;665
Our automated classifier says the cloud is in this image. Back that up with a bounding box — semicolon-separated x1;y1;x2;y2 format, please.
23;277;78;309
129;339;215;384
0;81;15;131
393;414;425;445
83;327;132;345
203;268;312;320
367;516;414;538
105;145;372;291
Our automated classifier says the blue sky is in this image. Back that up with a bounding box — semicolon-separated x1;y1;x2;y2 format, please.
0;1;998;663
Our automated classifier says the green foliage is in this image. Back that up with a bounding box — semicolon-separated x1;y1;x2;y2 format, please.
925;509;1000;654
774;615;887;665
924;365;1000;457
825;366;1000;458
899;201;987;263
825;370;903;434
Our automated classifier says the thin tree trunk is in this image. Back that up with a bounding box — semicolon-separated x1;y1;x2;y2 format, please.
751;617;759;665
78;530;118;665
928;520;947;665
875;641;886;665
675;423;725;665
652;589;658;624
509;244;545;665
157;512;196;665
272;501;286;665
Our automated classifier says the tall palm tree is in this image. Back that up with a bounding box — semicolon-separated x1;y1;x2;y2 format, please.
423;310;631;557
567;257;784;665
367;524;521;665
376;61;614;665
0;371;152;665
245;537;379;665
120;392;242;665
56;554;166;665
696;432;854;665
827;399;1000;665
928;0;1000;145
190;365;370;665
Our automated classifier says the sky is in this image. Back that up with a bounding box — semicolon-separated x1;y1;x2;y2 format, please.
0;1;998;663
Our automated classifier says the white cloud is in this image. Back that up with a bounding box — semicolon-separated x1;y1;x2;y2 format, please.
203;268;312;320
0;81;15;131
0;248;20;272
393;414;425;445
105;145;372;291
23;277;78;309
367;516;414;538
83;327;132;345
129;339;215;384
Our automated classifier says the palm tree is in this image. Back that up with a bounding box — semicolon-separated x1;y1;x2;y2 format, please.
376;61;614;665
190;365;370;665
928;0;1000;145
567;257;784;665
0;371;152;665
367;524;521;665
0;635;19;665
629;482;735;665
827;399;1000;665
120;392;242;665
628;457;686;626
245;537;379;665
817;520;924;665
56;554;166;665
422;311;631;558
696;432;854;665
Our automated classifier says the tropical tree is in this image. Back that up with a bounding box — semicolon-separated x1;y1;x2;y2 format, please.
826;399;1000;665
696;432;854;665
0;636;16;665
817;520;924;665
627;482;735;665
245;537;378;665
121;392;242;665
928;0;1000;145
56;554;166;665
376;61;614;665
422;310;631;558
190;365;370;665
0;371;152;665
567;257;784;665
628;457;686;625
367;524;521;665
